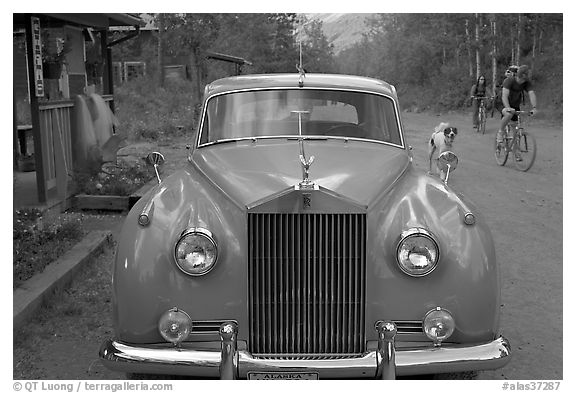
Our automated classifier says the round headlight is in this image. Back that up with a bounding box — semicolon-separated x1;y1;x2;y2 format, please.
158;308;192;346
423;307;455;345
174;228;218;276
396;228;440;277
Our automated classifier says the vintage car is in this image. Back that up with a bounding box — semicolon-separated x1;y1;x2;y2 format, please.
100;73;511;379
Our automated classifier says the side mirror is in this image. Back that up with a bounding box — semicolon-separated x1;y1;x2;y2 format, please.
147;152;165;184
437;151;458;184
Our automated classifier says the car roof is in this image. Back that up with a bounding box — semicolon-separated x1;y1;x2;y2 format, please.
205;73;397;97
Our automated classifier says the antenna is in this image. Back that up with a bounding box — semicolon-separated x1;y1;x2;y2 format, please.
297;17;306;87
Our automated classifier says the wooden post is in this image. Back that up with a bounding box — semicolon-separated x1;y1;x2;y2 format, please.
101;30;115;112
24;14;47;203
13;91;19;170
158;14;165;87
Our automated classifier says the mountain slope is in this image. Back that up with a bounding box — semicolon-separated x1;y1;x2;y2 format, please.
306;13;372;53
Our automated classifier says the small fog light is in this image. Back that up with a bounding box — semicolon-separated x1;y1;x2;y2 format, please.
138;214;150;226
464;212;476;225
158;308;192;346
423;307;455;346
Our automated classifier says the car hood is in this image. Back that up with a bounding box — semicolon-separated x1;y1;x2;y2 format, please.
191;139;410;208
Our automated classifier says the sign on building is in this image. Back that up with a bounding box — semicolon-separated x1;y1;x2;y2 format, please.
31;17;44;97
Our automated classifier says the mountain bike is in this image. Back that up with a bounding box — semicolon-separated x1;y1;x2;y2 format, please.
494;110;537;171
472;96;492;134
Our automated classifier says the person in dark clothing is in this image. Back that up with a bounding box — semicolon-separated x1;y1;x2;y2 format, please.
496;65;537;143
493;66;518;115
470;75;488;128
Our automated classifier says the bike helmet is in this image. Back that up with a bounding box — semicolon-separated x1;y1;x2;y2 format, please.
506;65;519;74
516;65;530;79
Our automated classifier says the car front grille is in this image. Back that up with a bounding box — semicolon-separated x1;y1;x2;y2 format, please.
248;213;366;357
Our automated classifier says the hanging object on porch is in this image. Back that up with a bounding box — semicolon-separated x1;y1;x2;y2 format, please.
72;93;125;174
42;61;62;79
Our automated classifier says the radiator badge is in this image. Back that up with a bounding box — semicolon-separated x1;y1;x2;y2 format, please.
302;193;312;209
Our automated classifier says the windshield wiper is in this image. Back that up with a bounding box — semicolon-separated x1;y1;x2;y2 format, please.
286;136;328;141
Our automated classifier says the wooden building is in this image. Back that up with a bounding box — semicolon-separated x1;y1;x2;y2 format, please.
13;13;144;207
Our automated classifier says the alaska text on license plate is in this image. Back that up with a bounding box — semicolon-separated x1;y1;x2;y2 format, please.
248;372;319;380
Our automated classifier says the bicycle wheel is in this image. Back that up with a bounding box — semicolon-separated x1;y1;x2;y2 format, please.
513;131;537;171
475;111;481;133
479;110;486;134
494;131;508;166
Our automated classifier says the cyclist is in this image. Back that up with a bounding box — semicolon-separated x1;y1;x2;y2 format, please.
494;66;518;115
470;75;488;129
496;65;537;146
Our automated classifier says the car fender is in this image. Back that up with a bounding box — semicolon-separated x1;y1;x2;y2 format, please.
112;167;248;343
365;166;500;342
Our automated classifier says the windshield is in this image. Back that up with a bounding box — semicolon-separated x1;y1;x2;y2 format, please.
198;89;402;146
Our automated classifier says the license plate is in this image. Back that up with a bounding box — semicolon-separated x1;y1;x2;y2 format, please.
247;372;319;380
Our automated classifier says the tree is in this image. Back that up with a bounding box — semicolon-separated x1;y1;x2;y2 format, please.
127;13;560;113
299;18;336;73
474;13;481;79
490;14;498;96
335;13;561;112
157;13;165;87
465;18;474;77
161;14;221;104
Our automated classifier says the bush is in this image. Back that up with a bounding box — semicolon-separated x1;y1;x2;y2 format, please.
13;210;85;288
74;160;153;196
114;75;200;141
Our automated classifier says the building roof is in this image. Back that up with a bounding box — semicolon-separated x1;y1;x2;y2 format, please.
13;13;144;29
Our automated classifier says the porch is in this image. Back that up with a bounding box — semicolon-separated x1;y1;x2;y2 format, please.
13;13;144;212
14;97;114;213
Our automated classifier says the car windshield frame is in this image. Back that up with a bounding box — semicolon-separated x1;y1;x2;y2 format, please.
196;87;405;149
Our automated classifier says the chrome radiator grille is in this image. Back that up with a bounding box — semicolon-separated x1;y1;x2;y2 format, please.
248;213;366;357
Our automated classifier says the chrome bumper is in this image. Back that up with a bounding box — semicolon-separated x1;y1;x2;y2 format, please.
100;321;511;379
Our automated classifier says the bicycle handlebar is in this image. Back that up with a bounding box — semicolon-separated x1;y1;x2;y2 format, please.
508;110;533;115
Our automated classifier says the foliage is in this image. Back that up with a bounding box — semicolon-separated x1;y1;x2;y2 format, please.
299;17;336;73
74;160;153;196
205;14;300;76
160;13;222;103
336;13;562;115
111;13;561;117
114;75;199;141
13;210;85;288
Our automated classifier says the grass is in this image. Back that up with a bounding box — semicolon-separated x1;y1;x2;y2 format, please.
13;209;86;289
114;76;201;141
13;245;116;379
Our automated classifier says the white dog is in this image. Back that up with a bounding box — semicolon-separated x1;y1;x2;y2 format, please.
428;122;458;179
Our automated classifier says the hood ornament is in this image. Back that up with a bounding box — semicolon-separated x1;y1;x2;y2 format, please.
292;110;318;190
299;153;314;188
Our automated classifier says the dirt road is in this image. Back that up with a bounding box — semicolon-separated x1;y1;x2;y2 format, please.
13;111;563;380
403;112;563;380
